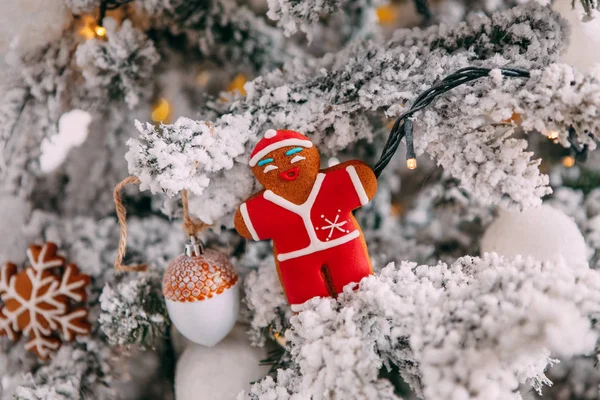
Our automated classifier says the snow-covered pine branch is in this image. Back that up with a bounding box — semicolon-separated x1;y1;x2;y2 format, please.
137;0;299;74
242;172;500;347
0;17;158;201
242;253;600;399
14;338;117;400
412;64;600;208
99;271;170;348
244;259;292;346
126;3;598;225
75;18;160;109
63;0;100;15
265;0;383;42
433;0;519;24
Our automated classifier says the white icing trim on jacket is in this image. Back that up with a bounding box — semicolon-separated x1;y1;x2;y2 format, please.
346;165;369;206
262;172;361;261
240;203;260;241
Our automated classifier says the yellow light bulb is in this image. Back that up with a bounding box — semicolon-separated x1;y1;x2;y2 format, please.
562;156;575;168
269;326;287;347
273;331;287;347
547;130;559;140
407;158;417;170
94;25;107;37
376;5;397;25
226;73;248;95
151;98;171;123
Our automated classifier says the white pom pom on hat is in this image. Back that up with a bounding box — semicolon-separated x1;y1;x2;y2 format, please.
264;129;277;139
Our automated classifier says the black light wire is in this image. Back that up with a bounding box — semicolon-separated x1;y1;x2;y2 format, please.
413;0;432;21
372;67;531;178
97;0;135;26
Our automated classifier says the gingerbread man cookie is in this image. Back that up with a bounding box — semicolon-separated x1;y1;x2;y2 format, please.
235;129;377;305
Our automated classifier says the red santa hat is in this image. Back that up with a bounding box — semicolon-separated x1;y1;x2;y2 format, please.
249;129;313;167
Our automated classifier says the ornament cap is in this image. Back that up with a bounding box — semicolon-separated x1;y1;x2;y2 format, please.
185;236;204;257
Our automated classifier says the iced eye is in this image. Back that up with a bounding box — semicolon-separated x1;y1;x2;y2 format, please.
257;158;274;167
285;147;303;156
263;164;278;173
290;155;306;164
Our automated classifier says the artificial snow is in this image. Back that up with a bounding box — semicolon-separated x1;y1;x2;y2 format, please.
243;254;600;399
39;109;91;173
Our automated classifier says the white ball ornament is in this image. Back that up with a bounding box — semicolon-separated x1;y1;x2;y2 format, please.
481;204;588;266
175;324;270;400
163;238;240;347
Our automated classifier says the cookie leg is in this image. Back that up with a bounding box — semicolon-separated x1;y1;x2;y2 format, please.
325;238;373;294
277;253;330;305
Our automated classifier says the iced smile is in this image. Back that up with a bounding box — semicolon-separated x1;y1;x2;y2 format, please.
280;167;300;181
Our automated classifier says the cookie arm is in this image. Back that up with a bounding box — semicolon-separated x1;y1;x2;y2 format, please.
351;161;377;201
234;203;260;241
338;160;376;203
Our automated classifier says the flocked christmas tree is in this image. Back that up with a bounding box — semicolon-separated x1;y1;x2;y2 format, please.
2;0;600;399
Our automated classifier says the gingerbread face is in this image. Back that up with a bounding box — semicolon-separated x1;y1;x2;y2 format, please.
251;145;320;193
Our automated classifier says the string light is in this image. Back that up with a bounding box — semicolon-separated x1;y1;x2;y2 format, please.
94;25;107;37
78;15;98;39
83;0;133;40
413;0;432;21
562;156;575;168
406;158;417;170
78;15;108;40
547;130;559;140
151;98;171;123
372;67;531;178
269;326;287;347
97;0;134;25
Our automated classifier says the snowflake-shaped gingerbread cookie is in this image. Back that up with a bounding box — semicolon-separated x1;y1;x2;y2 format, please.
0;242;91;359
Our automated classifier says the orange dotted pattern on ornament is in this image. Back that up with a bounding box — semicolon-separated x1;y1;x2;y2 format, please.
162;249;238;302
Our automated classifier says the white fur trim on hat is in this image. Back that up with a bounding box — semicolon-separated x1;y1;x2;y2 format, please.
249;139;313;167
264;129;277;139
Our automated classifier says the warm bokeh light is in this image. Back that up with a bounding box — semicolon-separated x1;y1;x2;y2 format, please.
376;5;397;25
407;158;417;170
562;156;575;168
78;15;108;40
547;130;559;140
94;25;107;37
151;98;171;123
78;15;97;39
226;73;248;95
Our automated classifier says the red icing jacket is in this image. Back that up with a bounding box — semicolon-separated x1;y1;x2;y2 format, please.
239;166;369;261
